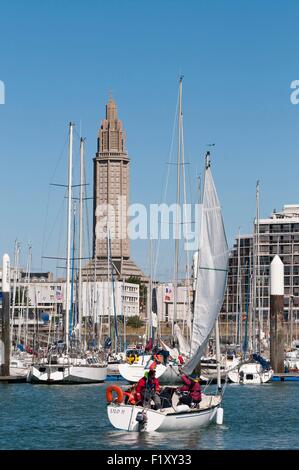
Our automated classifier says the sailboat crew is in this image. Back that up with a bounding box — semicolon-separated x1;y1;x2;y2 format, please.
177;368;202;407
135;369;161;409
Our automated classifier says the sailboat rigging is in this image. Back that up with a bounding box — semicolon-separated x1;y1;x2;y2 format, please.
28;123;107;384
228;181;274;384
106;148;229;431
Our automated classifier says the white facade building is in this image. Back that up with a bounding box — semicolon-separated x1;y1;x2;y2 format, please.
155;283;192;323
1;275;139;321
82;282;139;320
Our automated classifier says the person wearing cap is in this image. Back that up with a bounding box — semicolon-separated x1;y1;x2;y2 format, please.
177;369;202;407
135;369;161;409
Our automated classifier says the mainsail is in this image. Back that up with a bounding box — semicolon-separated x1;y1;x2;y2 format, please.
182;159;229;375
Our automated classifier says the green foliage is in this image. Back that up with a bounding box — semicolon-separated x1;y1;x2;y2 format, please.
127;276;147;313
127;276;140;285
126;315;144;329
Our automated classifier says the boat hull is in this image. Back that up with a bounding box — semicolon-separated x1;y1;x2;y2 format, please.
10;366;30;379
228;363;273;384
107;401;220;432
28;364;107;384
118;360;166;383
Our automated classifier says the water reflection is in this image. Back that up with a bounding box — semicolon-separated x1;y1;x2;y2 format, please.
105;429;201;449
104;410;232;450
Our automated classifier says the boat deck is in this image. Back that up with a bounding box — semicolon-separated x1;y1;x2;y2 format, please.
158;392;221;414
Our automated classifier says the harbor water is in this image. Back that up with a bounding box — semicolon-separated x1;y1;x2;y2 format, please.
0;381;298;450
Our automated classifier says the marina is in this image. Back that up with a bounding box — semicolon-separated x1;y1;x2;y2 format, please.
1;0;299;455
0;381;298;450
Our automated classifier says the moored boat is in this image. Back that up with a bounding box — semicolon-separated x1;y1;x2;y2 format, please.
28;355;107;384
228;361;273;384
118;351;167;383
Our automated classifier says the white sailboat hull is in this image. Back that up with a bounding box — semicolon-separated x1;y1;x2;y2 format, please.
285;349;299;371
10;366;30;378
200;356;240;381
28;364;107;384
118;356;167;383
10;356;33;379
228;362;273;384
107;394;221;432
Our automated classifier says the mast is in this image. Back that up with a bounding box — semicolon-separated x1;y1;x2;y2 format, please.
78;137;85;344
11;240;20;348
107;232;111;341
236;230;241;346
290;238;294;346
173;76;183;334
65;122;74;353
256;180;261;354
69;203;76;341
215;319;221;391
180;80;191;347
149;238;153;340
243;259;251;358
24;244;32;348
93;248;97;349
122;279;126;351
109;230;118;353
248;246;253;354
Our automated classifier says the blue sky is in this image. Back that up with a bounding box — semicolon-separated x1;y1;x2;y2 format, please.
0;0;299;280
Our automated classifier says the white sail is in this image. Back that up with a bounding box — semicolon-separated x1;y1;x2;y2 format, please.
159;338;180;359
173;323;189;356
182;163;229;375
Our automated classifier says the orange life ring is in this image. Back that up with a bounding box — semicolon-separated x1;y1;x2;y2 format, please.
106;385;124;404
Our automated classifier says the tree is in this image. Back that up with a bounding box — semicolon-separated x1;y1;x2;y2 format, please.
127;276;147;313
126;315;144;329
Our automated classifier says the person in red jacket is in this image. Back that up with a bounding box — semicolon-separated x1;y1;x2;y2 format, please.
177;370;202;407
135;369;161;409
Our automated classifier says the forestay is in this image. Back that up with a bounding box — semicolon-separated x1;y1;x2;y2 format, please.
182;164;229;375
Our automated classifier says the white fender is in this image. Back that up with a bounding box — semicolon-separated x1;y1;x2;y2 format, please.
216;407;224;425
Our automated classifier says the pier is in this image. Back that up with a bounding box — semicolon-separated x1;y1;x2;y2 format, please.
0;375;27;383
272;373;299;382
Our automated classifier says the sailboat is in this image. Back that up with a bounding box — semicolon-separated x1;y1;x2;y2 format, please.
106;150;229;431
117;79;191;385
228;182;273;384
7;240;32;380
28;126;107;384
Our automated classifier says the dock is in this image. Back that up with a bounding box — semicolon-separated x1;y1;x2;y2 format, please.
0;376;27;384
272;373;299;382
